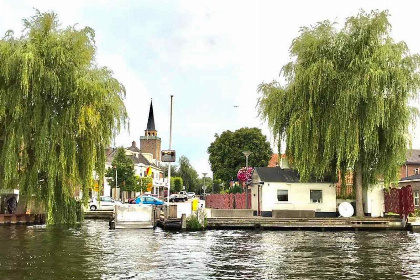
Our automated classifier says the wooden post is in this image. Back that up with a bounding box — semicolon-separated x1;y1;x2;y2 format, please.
181;213;186;230
164;205;168;220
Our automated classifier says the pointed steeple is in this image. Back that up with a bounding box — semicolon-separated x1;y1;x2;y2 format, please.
146;100;155;131
140;99;161;161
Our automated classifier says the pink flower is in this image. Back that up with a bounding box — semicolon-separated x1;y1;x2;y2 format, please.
237;167;254;182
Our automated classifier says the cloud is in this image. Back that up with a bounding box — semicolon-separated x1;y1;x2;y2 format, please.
2;0;420;180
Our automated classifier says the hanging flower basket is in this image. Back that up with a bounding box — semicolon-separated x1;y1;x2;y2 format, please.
237;167;254;183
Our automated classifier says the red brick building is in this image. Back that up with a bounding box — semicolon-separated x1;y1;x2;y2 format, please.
400;149;420;178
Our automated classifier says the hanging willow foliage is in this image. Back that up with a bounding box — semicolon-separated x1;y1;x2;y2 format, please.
258;10;420;215
0;11;128;224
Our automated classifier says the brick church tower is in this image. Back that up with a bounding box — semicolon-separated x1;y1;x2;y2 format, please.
140;100;161;161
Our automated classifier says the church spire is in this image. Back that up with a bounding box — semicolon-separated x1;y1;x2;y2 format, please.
140;99;161;161
146;100;155;131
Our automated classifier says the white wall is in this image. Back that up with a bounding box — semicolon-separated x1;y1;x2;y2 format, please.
252;182;336;213
363;184;385;217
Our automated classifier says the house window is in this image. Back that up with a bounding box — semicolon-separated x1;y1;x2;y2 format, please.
415;168;419;175
277;190;288;202
415;191;419;206
310;190;323;203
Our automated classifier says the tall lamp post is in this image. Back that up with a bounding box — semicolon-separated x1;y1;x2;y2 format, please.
167;95;174;218
202;173;207;197
113;165;118;200
242;151;252;209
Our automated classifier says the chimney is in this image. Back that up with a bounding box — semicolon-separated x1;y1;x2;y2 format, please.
132;141;136;147
280;154;289;169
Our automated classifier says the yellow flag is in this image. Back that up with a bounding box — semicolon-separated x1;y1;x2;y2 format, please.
146;167;152;177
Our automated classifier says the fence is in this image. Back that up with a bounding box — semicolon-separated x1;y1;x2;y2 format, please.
384;185;414;216
205;193;252;209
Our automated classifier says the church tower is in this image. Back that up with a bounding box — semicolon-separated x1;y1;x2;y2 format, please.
140;100;161;161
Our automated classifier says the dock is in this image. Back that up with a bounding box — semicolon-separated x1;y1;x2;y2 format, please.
206;217;405;230
0;213;46;225
84;210;113;220
156;216;406;231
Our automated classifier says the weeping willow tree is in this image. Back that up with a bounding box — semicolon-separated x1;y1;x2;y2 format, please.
258;10;420;217
0;11;128;224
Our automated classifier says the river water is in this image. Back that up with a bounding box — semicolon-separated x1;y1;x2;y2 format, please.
1;220;420;279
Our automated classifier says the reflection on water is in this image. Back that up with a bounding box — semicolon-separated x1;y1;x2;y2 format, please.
0;220;419;279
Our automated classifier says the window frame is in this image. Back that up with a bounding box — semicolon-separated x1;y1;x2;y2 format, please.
414;191;419;207
277;189;289;202
310;190;323;204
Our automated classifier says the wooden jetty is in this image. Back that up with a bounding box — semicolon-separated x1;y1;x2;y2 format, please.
206;217;405;231
157;216;406;231
409;219;420;232
84;210;113;220
0;213;46;225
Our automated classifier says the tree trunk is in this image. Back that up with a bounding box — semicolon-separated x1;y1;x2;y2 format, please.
354;163;364;217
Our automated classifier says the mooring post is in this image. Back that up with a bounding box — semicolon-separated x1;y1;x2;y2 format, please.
181;213;186;230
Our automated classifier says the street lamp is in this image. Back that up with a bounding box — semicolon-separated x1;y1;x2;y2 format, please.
202;172;207;196
242;151;252;208
113;165;118;200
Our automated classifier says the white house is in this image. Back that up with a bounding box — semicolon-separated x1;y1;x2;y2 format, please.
250;167;337;217
103;142;164;201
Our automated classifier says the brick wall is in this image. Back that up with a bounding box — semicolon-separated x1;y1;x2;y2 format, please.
140;138;161;161
400;164;420;178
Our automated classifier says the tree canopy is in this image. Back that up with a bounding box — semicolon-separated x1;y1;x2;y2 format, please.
258;10;420;216
105;147;135;192
178;155;200;192
0;11;127;224
207;127;272;183
171;177;183;193
161;163;179;177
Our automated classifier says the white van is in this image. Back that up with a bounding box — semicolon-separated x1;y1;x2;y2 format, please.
89;196;122;211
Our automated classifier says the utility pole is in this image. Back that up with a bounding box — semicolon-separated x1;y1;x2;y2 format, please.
242;151;251;209
167;95;174;217
202;173;207;197
113;165;118;200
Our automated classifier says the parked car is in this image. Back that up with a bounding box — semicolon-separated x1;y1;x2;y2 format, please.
187;192;196;199
169;192;188;202
135;196;164;206
89;196;122;211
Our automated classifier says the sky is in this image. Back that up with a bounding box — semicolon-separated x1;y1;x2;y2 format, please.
1;0;420;177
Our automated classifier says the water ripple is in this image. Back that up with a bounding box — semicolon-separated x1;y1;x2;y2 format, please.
0;220;419;279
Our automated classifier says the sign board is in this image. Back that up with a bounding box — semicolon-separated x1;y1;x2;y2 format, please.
161;150;176;162
94;182;99;192
202;185;207;191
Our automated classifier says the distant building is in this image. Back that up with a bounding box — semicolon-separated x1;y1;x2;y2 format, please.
400;149;420;178
140;101;162;162
268;153;289;168
399;150;420;210
102;100;165;200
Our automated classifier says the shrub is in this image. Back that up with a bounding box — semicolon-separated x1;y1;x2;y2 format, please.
186;209;207;231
